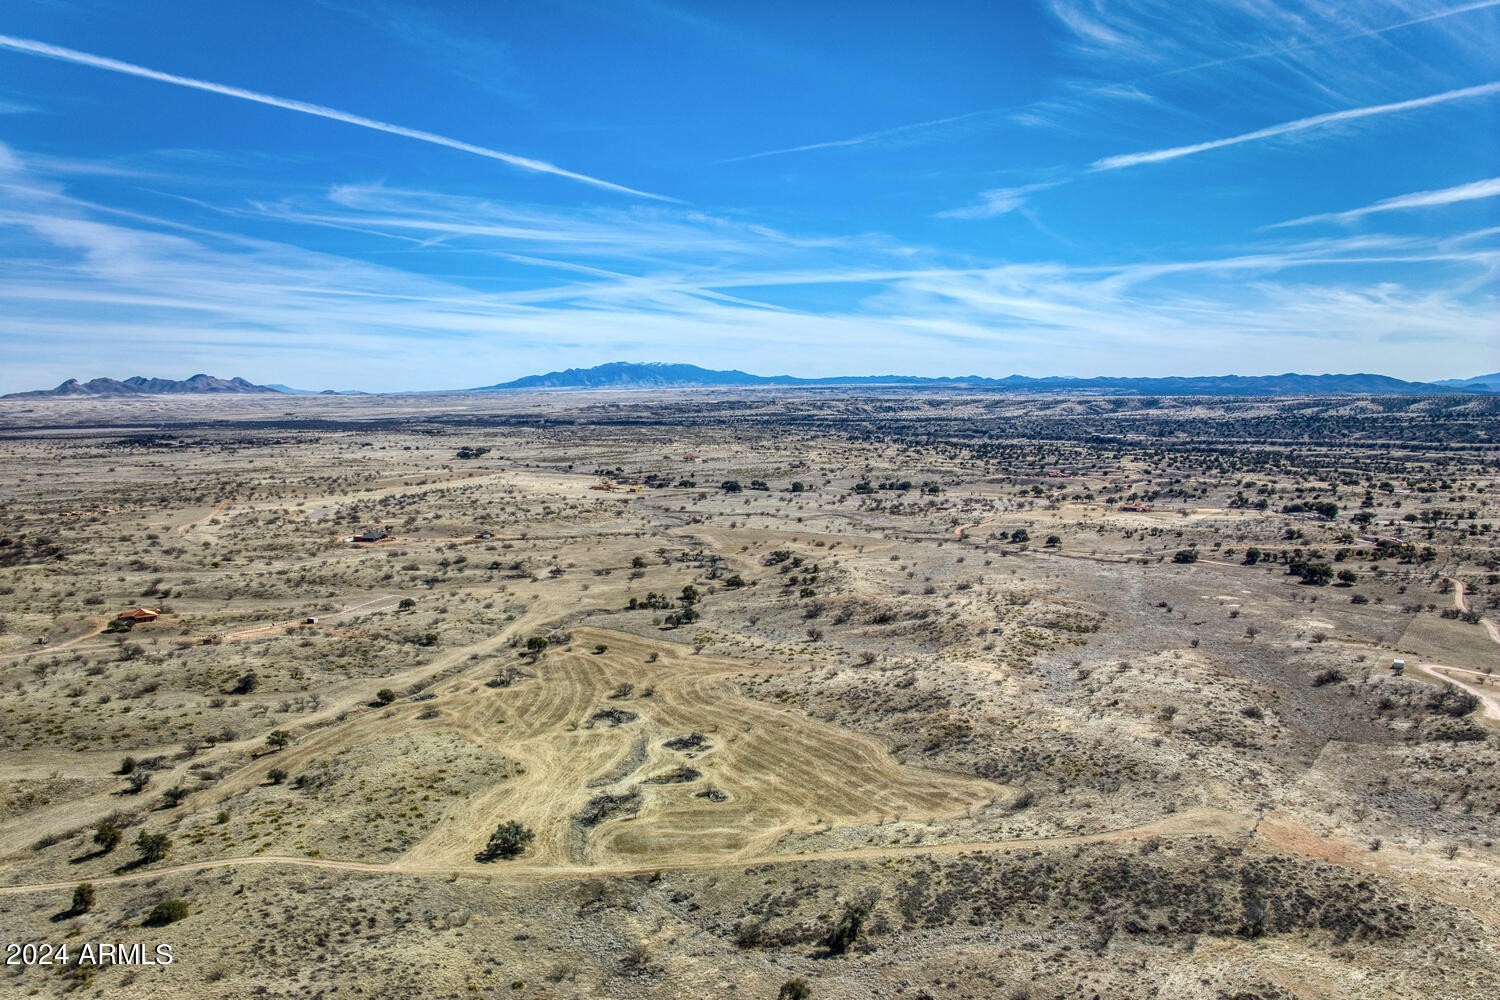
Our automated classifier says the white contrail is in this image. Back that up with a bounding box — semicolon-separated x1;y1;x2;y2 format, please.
1273;177;1500;227
1146;1;1500;84
0;33;674;202
728;3;1500;165
1092;81;1500;171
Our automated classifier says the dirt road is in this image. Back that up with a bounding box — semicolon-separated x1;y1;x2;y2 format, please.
1415;663;1500;723
175;498;230;537
0;806;1251;897
0;617;108;660
1417;576;1500;716
1447;576;1468;613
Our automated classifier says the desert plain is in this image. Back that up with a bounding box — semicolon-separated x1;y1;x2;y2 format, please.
0;390;1496;999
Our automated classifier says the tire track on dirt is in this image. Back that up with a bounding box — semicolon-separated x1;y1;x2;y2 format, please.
0;806;1252;897
175;499;230;537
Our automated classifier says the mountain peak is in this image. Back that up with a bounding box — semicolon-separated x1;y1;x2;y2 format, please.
472;362;765;391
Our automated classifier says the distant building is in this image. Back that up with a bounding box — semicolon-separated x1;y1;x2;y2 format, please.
1118;503;1153;512
351;529;388;542
116;607;160;622
1391;659;1405;674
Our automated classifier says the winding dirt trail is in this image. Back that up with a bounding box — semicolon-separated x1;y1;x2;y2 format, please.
175;498;230;537
0;617;108;660
1447;576;1469;613
1414;663;1500;723
208;593;406;643
1407;577;1500;721
1442;574;1500;644
0;806;1250;897
1398;579;1500;720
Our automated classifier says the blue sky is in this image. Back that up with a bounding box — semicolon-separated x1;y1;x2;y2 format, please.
0;0;1496;392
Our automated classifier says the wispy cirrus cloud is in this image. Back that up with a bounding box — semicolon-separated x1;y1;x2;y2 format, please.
1139;1;1500;86
1;143;1494;390
1048;0;1500;77
313;0;530;105
1273;177;1500;227
732;2;1500;164
0;33;672;201
1091;81;1500;171
718;109;996;164
936;182;1064;220
941;79;1500;219
241;182;871;266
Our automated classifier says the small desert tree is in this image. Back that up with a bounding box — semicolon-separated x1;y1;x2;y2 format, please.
478;820;535;861
134;831;171;865
71;882;95;915
93;819;121;854
265;730;291;752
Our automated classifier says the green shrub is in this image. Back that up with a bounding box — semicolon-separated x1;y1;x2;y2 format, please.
134;831;171;864
71;882;95;915
143;898;188;926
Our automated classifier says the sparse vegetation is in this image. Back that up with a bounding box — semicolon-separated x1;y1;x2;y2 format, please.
0;391;1494;998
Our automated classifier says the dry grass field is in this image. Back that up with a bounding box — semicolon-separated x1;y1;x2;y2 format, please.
0;390;1496;999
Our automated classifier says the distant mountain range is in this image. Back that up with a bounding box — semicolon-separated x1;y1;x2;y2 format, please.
470;362;1496;396
5;364;1496;398
264;384;369;396
1431;372;1499;391
3;374;280;398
